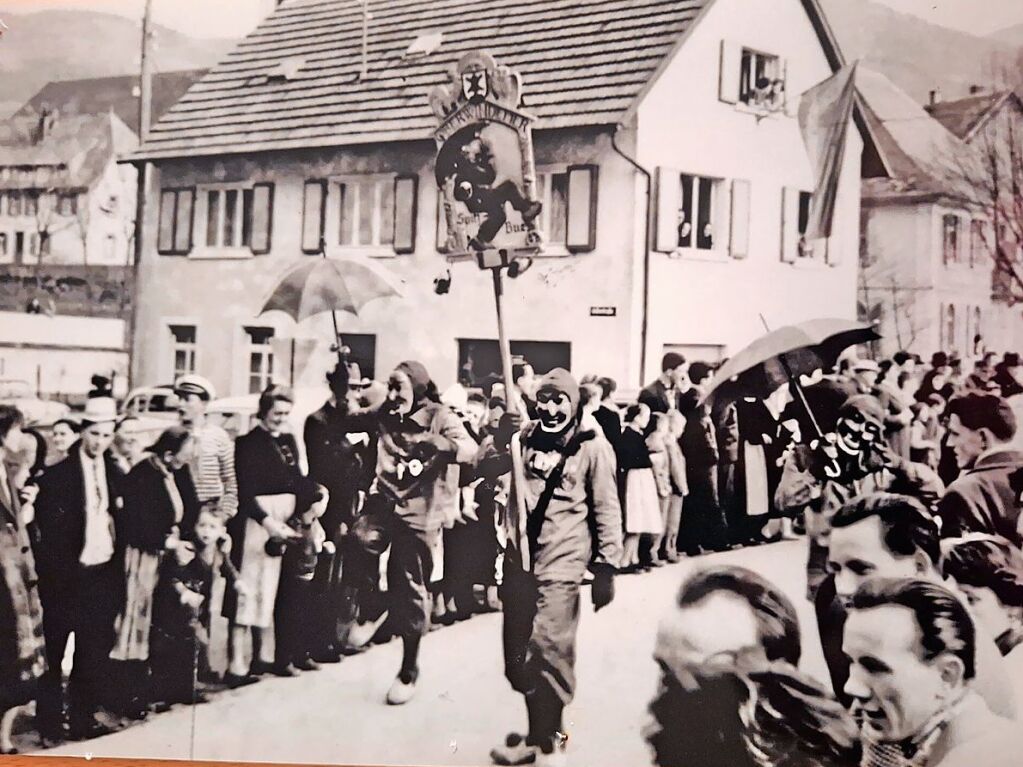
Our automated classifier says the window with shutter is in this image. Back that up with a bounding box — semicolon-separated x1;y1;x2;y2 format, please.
780;187;799;263
302;180;326;254
565;165;597;252
719;41;742;104
250;183;273;254
729;180;750;259
334;175;401;253
157;188;194;255
393;175;418;254
942;214;960;265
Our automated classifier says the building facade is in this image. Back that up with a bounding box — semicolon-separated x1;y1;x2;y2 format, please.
127;0;863;398
858;69;1023;359
0;110;138;400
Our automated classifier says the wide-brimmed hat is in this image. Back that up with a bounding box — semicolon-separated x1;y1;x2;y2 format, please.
80;397;118;426
174;374;216;401
851;358;880;373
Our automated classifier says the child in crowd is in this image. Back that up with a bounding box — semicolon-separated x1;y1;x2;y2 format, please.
909;396;942;469
617;403;663;573
274;496;331;674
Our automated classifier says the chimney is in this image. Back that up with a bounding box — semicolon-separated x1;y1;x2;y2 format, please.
35;107;58;143
969;84;985;96
929;88;942;107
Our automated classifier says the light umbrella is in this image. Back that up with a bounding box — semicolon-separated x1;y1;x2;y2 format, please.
701;318;880;437
258;249;404;362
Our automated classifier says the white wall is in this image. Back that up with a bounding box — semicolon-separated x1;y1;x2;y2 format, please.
635;0;861;377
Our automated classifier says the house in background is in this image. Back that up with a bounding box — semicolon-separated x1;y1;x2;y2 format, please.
0;109;138;401
125;0;865;398
857;68;1023;359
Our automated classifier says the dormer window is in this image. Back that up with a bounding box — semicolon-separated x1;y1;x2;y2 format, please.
402;31;443;60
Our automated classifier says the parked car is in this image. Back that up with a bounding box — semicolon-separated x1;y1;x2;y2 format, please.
0;379;70;426
122;385;180;441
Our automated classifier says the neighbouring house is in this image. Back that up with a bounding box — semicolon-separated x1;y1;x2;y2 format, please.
857;69;1023;359
0;109;138;401
14;70;208;133
125;0;866;398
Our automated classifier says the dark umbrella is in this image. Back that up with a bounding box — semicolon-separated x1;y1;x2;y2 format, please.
701;318;880;436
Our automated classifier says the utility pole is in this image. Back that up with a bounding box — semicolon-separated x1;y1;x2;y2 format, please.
128;0;154;390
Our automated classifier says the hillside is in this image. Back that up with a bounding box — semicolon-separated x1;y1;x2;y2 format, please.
0;9;234;117
992;22;1023;47
820;0;1022;104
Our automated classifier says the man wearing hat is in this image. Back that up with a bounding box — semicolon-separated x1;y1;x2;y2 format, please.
175;375;238;524
33;397;125;742
486;368;622;767
303;358;378;664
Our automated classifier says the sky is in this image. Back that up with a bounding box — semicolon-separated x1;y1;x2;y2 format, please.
1;0;1022;40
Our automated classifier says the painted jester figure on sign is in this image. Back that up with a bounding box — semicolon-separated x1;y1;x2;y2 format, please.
431;51;544;255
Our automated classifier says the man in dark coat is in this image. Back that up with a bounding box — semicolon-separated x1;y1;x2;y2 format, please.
33;398;125;742
938;392;1023;545
639;352;688;414
485;369;622;767
303;360;377;663
678;363;728;554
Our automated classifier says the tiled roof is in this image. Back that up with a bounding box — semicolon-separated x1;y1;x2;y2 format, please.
127;0;711;159
855;67;967;195
0;113;137;190
924;91;1014;141
15;70;208;134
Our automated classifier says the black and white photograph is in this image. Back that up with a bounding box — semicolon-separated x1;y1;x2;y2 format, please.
1;0;1023;765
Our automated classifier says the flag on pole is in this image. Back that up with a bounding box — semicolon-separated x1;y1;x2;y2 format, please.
799;62;858;241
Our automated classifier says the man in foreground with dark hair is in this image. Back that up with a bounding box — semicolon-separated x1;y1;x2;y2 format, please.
938;392;1023;544
639;352;688;414
844;578;1021;766
819;494;1014;719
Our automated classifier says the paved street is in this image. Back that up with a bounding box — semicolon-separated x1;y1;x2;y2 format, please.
41;540;825;767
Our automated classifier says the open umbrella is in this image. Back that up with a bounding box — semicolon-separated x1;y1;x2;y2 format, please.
701;318;880;434
259;248;403;361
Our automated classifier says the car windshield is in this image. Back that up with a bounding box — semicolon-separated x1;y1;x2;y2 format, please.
0;380;32;399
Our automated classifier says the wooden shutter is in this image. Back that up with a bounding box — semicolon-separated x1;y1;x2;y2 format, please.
719;41;742;104
301;180;326;254
157;190;176;253
249;182;274;255
393;174;418;254
824;209;840;266
173;188;194;254
729;179;751;259
655;167;681;252
566;165;598;252
780;186;799;263
782;59;797;117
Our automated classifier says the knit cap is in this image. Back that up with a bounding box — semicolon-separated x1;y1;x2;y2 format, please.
537;368;580;411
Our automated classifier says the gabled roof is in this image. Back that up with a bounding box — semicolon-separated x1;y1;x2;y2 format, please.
855;67;967;198
0;112;137;190
925;90;1023;142
15;70;208;134
128;0;845;161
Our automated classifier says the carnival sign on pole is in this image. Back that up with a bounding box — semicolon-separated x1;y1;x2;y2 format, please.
431;51;542;564
430;51;544;261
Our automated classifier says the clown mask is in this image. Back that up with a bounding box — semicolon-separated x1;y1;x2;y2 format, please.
536;389;575;433
836;411;882;456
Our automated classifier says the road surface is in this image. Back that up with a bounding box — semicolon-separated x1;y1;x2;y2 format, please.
38;539;824;766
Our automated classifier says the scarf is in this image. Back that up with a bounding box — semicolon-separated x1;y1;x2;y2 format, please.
859;694;966;767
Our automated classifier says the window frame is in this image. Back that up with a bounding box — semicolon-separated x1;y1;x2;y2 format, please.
244;325;275;394
535;165;571;251
301;179;328;255
168;323;198;380
331;174;397;253
194;182;273;258
942;213;961;265
738;47;783;109
678;173;725;254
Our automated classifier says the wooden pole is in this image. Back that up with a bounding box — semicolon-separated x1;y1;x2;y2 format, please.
139;0;153;142
491;265;519;413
